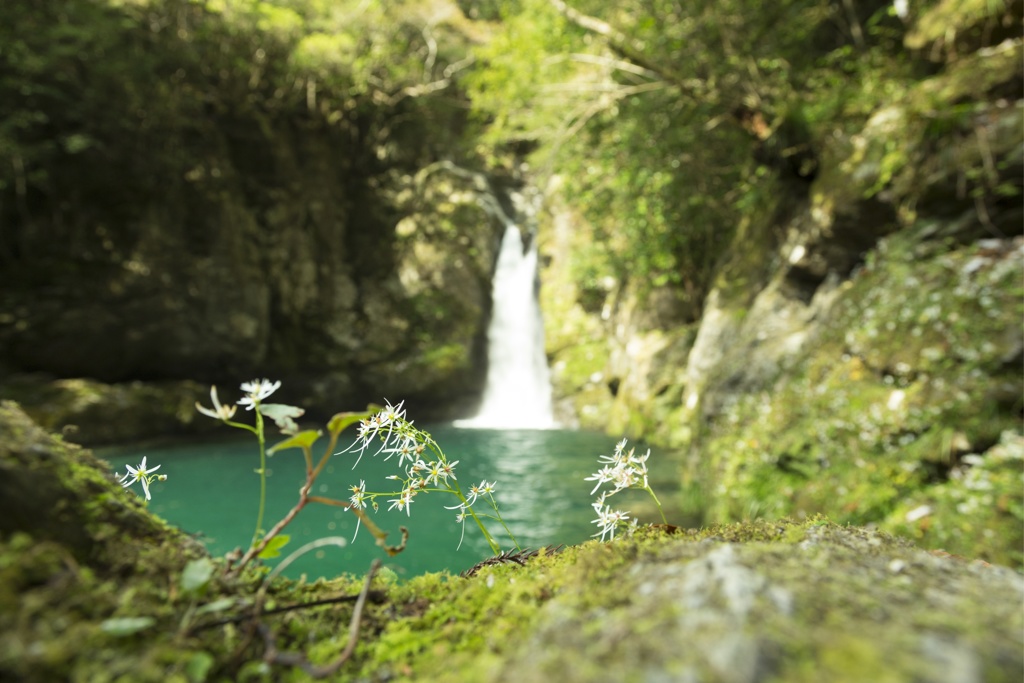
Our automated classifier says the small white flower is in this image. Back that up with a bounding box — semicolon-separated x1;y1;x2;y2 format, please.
591;505;632;542
386;438;418;467
424;461;445;486
439;460;458;482
585;465;617;495
349;480;367;510
453;505;468;550
387;488;415;516
237;378;281;410
121;456;162;501
195;386;237;421
463;481;494;507
378;400;406;427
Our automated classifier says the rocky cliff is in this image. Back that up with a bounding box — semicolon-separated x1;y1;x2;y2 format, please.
541;3;1023;566
0;1;507;442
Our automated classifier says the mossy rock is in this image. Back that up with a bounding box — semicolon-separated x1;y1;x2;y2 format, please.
0;375;216;446
363;520;1023;683
2;403;1021;682
0;400;215;682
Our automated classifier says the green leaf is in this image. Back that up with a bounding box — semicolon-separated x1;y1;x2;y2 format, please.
268;430;321;455
186;651;215;683
327;410;370;439
181;558;215;593
195;597;237;616
258;534;291;559
260;403;305;434
100;616;156;636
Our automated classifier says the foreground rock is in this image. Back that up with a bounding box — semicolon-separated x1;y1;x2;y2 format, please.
1;402;1021;682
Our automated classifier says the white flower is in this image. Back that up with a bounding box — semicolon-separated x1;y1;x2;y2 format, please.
237;378;281;410
454;506;468;550
195;386;237;421
378;400;406;427
349;480;367;510
438;460;458;483
387;488;416;516
585;465;618;495
591;505;631;542
424;461;445;486
121;456;162;501
464;480;496;507
386;439;417;466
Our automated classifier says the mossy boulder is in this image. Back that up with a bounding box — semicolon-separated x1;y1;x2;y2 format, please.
0;375;218;446
0;400;213;682
2;403;1022;682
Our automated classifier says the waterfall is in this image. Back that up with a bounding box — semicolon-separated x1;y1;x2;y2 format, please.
456;222;555;429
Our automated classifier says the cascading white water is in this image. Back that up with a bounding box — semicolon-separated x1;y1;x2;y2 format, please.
456;222;555;429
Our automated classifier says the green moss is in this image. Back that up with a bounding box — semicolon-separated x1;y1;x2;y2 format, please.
693;226;1023;566
348;519;1021;682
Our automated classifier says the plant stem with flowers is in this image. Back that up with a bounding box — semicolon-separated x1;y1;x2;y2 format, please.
195;379;305;548
343;400;519;555
193;382;518;577
585;438;667;541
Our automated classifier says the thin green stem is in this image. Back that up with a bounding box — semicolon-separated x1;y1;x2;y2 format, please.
645;486;668;524
252;407;267;547
313;430;341;479
222;419;258;435
465;505;501;555
488;495;521;550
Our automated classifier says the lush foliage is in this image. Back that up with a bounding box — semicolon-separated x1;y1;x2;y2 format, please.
465;0;1021;309
0;0;476;268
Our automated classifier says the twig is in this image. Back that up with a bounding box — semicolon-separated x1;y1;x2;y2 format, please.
460;545;564;578
259;559;383;678
187;590;388;634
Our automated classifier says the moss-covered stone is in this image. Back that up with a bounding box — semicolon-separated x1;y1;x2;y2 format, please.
359;519;1023;683
0;375;218;446
4;405;1020;683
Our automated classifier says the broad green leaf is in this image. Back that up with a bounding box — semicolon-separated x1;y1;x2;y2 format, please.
260;403;305;434
100;616;155;636
180;558;215;593
268;430;321;455
327;410;370;439
258;534;291;559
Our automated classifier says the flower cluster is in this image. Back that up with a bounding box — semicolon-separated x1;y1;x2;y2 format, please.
585;438;663;541
342;401;511;553
196;378;303;434
119;456;166;501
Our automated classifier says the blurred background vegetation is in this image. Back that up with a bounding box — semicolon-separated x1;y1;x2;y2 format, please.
0;0;1021;566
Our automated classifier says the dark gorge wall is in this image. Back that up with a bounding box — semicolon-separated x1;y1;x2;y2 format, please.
0;1;502;441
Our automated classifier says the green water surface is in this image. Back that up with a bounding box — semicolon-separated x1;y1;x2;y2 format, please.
101;425;675;580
